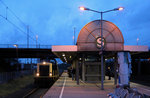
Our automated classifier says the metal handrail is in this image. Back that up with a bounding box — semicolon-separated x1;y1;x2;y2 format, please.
0;44;52;49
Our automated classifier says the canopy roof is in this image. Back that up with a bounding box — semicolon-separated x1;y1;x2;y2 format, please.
77;20;124;51
52;20;148;63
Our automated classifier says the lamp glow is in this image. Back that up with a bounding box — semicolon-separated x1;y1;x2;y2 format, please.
49;73;52;76
79;7;85;10
13;44;18;48
118;7;124;11
43;61;46;64
36;73;39;76
62;54;65;57
69;56;72;58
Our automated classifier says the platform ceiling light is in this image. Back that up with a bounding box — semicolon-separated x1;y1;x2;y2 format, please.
69;56;72;59
62;54;65;57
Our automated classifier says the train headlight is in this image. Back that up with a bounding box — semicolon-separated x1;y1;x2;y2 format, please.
49;73;52;77
43;61;46;65
36;73;39;77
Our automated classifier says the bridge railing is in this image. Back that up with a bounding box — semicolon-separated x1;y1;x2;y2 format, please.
0;44;52;49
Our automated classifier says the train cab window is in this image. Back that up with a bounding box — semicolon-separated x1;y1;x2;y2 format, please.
39;65;49;76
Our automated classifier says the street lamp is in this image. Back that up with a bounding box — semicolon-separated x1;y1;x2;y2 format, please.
79;6;124;90
137;38;139;45
13;44;18;48
36;35;38;48
13;44;19;71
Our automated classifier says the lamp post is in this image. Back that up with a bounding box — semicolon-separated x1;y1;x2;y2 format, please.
137;38;139;46
36;35;38;48
79;6;123;90
74;27;76;45
13;44;19;71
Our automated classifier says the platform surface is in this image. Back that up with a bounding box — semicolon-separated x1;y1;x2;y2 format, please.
43;72;150;98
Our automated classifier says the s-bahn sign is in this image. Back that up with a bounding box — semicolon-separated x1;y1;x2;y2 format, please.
96;37;106;49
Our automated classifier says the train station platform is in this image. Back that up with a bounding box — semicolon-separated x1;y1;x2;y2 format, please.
43;72;150;98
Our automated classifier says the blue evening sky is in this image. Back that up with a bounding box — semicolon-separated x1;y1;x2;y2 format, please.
0;0;150;47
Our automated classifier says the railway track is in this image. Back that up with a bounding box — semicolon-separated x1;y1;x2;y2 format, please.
23;87;49;98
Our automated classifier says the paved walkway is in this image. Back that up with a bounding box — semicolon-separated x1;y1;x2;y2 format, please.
43;73;150;98
43;73;114;98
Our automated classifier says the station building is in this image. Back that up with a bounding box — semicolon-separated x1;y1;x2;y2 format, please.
52;20;148;84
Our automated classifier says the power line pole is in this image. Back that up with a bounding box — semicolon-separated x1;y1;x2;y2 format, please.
27;26;29;64
74;27;76;45
27;25;29;48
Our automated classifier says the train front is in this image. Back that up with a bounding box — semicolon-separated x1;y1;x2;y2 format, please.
34;61;56;86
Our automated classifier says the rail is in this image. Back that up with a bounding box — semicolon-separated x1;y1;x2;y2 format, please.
0;44;52;49
23;87;49;98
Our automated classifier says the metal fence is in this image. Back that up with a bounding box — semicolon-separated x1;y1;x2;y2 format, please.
0;70;33;84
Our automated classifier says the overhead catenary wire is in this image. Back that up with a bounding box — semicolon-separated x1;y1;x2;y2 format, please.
0;15;36;42
140;41;150;45
0;0;44;44
1;0;148;46
0;0;26;26
6;6;8;20
0;0;43;43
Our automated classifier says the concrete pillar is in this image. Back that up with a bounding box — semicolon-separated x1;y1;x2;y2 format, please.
82;55;85;82
117;52;129;85
75;59;79;85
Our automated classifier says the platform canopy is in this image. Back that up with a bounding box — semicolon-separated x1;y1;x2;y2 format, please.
52;20;148;63
77;20;124;51
52;45;77;63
